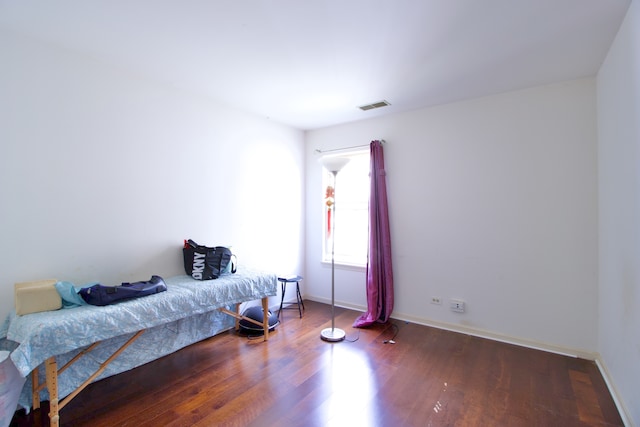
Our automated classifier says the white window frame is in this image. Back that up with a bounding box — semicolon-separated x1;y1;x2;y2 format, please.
321;149;369;267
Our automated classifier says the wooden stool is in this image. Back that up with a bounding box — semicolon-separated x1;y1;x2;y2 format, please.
277;276;304;319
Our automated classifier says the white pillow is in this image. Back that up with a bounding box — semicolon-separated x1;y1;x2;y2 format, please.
14;279;62;315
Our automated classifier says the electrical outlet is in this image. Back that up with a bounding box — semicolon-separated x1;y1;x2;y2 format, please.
450;299;465;313
431;296;442;305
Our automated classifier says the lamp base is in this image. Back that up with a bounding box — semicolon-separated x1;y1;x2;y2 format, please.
320;327;346;342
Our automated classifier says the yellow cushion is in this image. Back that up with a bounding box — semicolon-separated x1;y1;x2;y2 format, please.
14;279;61;315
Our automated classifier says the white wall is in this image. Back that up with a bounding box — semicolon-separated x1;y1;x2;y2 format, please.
305;79;598;355
0;29;305;320
597;0;640;424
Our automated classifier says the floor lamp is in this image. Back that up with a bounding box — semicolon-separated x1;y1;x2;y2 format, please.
319;156;350;342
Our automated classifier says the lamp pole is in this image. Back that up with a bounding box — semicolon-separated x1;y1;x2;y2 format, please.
319;157;350;342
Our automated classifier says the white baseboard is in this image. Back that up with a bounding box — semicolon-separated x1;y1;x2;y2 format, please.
396;313;597;360
595;357;633;427
307;295;594;358
308;296;367;313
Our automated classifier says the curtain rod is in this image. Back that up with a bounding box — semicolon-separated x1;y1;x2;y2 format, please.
315;140;386;154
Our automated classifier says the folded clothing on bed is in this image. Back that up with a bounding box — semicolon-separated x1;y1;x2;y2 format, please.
79;276;167;306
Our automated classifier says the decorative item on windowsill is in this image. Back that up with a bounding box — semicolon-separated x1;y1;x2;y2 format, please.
319;156;351;342
325;185;335;236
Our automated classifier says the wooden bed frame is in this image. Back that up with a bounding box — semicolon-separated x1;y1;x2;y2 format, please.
31;298;271;427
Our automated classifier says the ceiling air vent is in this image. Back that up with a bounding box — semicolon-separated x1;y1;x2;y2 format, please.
358;100;391;111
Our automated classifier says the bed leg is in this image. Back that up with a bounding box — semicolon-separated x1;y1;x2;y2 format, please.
31;366;40;410
262;297;269;341
45;357;60;427
234;303;241;331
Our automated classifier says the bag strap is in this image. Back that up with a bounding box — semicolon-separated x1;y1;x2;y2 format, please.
230;254;238;273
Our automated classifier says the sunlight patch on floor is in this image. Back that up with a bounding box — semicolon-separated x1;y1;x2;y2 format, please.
320;344;380;426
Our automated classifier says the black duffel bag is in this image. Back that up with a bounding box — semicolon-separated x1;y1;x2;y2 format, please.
79;275;167;306
183;239;236;280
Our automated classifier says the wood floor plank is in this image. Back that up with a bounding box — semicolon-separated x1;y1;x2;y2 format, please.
11;301;624;427
570;369;606;425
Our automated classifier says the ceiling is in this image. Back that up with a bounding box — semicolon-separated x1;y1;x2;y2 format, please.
0;0;631;130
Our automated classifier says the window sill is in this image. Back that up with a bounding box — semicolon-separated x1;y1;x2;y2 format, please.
321;260;366;272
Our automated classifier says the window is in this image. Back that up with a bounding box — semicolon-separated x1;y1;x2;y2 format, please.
322;150;369;266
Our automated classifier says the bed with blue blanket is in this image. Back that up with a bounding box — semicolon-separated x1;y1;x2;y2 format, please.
0;267;277;426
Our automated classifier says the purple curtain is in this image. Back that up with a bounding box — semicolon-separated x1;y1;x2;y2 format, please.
354;140;394;328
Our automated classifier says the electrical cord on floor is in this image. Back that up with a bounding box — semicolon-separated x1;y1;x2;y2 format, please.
382;323;399;344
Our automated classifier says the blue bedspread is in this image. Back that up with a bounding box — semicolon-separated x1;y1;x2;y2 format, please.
0;268;277;408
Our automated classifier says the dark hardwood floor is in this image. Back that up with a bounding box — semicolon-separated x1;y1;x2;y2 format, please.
12;300;623;427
